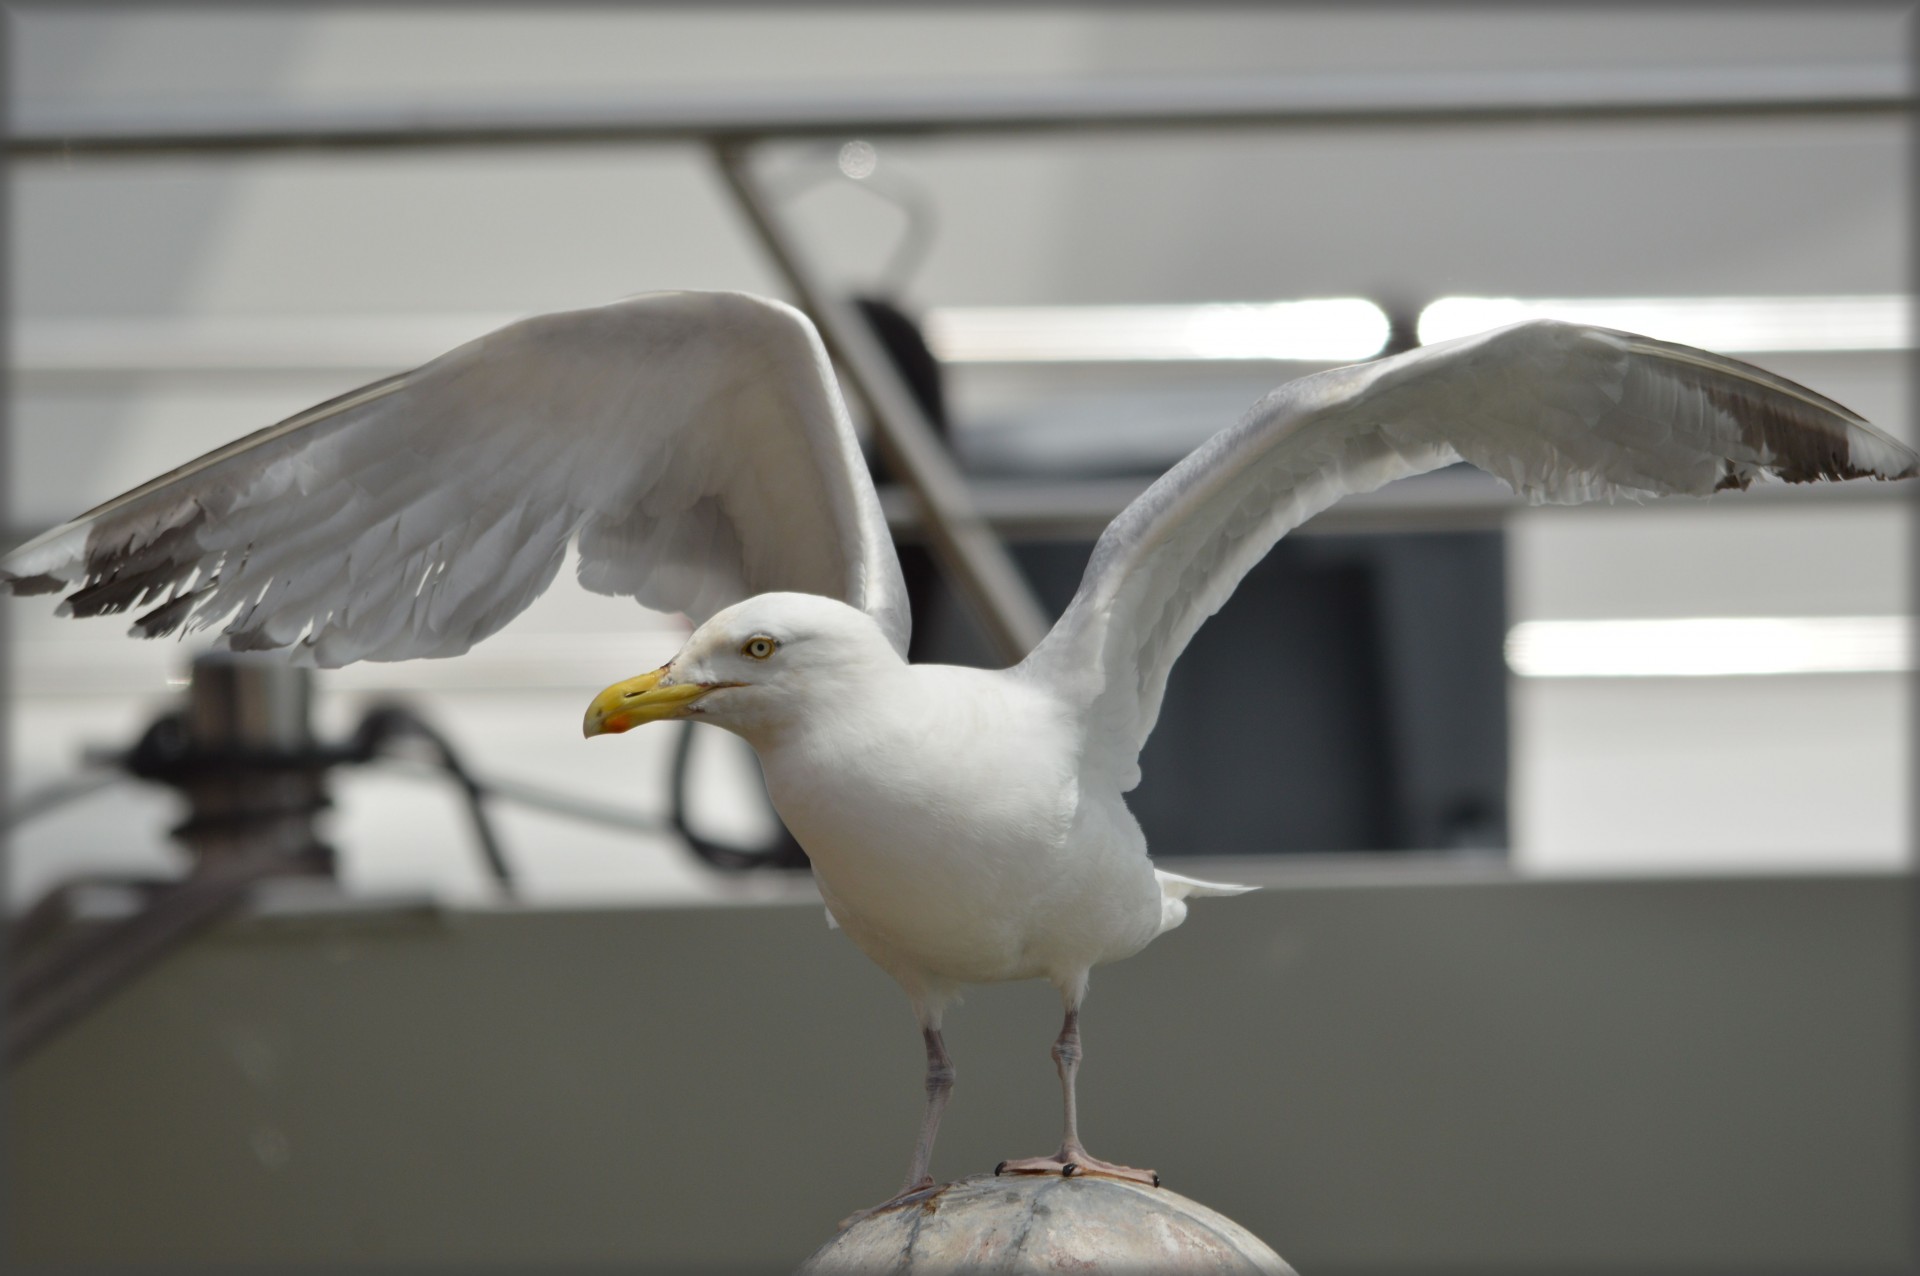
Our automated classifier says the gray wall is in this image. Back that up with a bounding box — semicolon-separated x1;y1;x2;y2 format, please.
12;872;1911;1274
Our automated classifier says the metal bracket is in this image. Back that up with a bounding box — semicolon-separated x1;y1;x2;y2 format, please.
712;140;1051;664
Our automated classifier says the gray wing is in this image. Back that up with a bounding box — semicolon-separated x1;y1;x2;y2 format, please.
2;291;910;665
1020;319;1916;790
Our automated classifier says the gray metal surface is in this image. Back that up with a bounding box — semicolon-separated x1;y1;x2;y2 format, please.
9;871;1910;1273
10;65;1906;157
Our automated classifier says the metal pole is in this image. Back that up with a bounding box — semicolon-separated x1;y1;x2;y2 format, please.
712;141;1051;664
8;65;1906;159
173;654;330;862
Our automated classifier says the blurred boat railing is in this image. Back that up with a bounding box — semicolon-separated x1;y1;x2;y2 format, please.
10;64;1908;157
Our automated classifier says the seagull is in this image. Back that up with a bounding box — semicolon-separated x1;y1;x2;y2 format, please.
6;290;1913;1213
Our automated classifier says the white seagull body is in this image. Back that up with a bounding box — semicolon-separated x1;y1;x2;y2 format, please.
708;611;1223;999
6;290;1913;1209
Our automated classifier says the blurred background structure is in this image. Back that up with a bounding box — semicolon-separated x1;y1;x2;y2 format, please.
5;7;1912;1274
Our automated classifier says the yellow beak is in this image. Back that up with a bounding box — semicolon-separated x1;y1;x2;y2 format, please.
583;666;715;737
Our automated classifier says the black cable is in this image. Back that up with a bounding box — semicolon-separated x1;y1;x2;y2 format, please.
15;700;678;898
668;720;810;872
345;704;515;895
363;756;669;836
452;770;671;835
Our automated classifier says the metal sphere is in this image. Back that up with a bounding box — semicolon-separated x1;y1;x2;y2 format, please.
800;1173;1294;1274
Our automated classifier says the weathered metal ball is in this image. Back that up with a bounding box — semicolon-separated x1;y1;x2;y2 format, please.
799;1173;1295;1274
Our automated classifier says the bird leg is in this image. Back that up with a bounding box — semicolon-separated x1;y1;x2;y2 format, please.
840;1025;956;1227
902;1024;956;1194
995;1005;1160;1187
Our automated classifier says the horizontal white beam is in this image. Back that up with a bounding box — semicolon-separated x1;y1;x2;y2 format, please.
13;296;1910;378
1420;295;1909;353
1506;615;1911;679
924;299;1389;363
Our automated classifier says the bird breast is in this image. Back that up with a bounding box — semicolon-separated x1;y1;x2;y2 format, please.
756;664;1158;986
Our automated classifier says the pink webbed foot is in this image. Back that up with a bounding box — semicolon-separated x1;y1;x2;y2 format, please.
995;1147;1160;1188
837;1177;946;1230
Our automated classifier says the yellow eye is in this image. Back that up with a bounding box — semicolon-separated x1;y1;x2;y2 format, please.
742;636;778;660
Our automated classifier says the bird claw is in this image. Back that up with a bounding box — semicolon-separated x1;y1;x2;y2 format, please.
993;1151;1159;1187
838;1179;944;1230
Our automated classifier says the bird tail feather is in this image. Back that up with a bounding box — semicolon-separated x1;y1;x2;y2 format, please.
1154;868;1256;935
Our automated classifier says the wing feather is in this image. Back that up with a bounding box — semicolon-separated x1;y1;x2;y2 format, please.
1022;319;1916;790
3;291;910;665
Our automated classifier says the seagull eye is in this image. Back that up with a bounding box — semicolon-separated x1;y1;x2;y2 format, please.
742;636;778;660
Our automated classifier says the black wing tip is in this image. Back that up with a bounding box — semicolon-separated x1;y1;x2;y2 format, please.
1882;440;1920;483
1712;463;1756;493
1;571;66;596
225;627;290;654
1758;457;1914;487
1689;368;1920;488
1849;454;1920;483
62;562;194;619
1757;458;1917;488
129;589;205;640
1801;429;1920;485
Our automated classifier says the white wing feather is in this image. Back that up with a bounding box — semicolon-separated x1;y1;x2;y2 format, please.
1021;319;1917;790
1;291;910;665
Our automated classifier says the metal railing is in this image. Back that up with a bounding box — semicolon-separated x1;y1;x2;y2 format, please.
12;65;1906;156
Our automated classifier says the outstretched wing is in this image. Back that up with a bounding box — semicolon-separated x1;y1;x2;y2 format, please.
2;291;910;666
1020;319;1916;790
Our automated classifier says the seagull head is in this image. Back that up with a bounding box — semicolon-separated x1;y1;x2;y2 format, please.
583;591;901;742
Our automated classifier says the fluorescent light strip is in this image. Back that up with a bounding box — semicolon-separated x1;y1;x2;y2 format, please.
923;299;1389;364
1419;295;1909;353
13;295;1907;377
1506;616;1911;679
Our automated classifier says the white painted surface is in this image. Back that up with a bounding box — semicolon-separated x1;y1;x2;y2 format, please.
1507;500;1912;872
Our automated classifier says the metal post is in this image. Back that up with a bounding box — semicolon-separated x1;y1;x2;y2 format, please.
173;654;330;862
8;655;332;1065
712;141;1051;664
